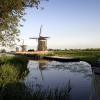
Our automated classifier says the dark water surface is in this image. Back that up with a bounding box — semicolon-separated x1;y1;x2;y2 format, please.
24;60;98;100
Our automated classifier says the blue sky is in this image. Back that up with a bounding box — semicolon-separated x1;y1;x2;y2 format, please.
19;0;100;49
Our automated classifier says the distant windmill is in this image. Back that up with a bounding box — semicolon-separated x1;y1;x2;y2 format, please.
30;25;49;51
20;39;27;52
16;39;27;52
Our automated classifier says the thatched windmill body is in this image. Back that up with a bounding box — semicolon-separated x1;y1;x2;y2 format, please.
30;25;49;51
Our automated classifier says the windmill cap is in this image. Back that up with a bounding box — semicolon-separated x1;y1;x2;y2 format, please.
39;36;49;40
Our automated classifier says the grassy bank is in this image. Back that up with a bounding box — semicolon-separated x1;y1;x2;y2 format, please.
0;54;29;87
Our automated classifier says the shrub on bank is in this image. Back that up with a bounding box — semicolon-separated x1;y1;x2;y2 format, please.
0;55;29;87
0;64;19;87
0;55;28;78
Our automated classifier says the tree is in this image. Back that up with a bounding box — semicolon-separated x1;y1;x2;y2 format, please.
0;0;48;46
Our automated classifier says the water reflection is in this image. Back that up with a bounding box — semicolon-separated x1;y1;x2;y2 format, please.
38;61;47;80
24;60;94;100
47;61;92;79
25;60;48;91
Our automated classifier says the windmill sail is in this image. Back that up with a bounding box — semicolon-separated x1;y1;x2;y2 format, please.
29;37;38;39
39;25;43;37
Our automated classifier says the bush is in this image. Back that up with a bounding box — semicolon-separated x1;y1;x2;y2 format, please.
0;55;28;79
28;49;34;52
0;64;19;87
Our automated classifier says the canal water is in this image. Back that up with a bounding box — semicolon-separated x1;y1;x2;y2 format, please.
24;60;98;100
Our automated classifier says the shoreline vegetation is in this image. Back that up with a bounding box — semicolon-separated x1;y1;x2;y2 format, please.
0;48;100;100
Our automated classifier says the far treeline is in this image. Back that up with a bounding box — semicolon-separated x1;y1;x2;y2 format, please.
48;48;100;51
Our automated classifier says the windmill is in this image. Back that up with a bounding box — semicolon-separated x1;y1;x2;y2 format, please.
30;25;49;51
20;39;27;52
16;39;27;52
